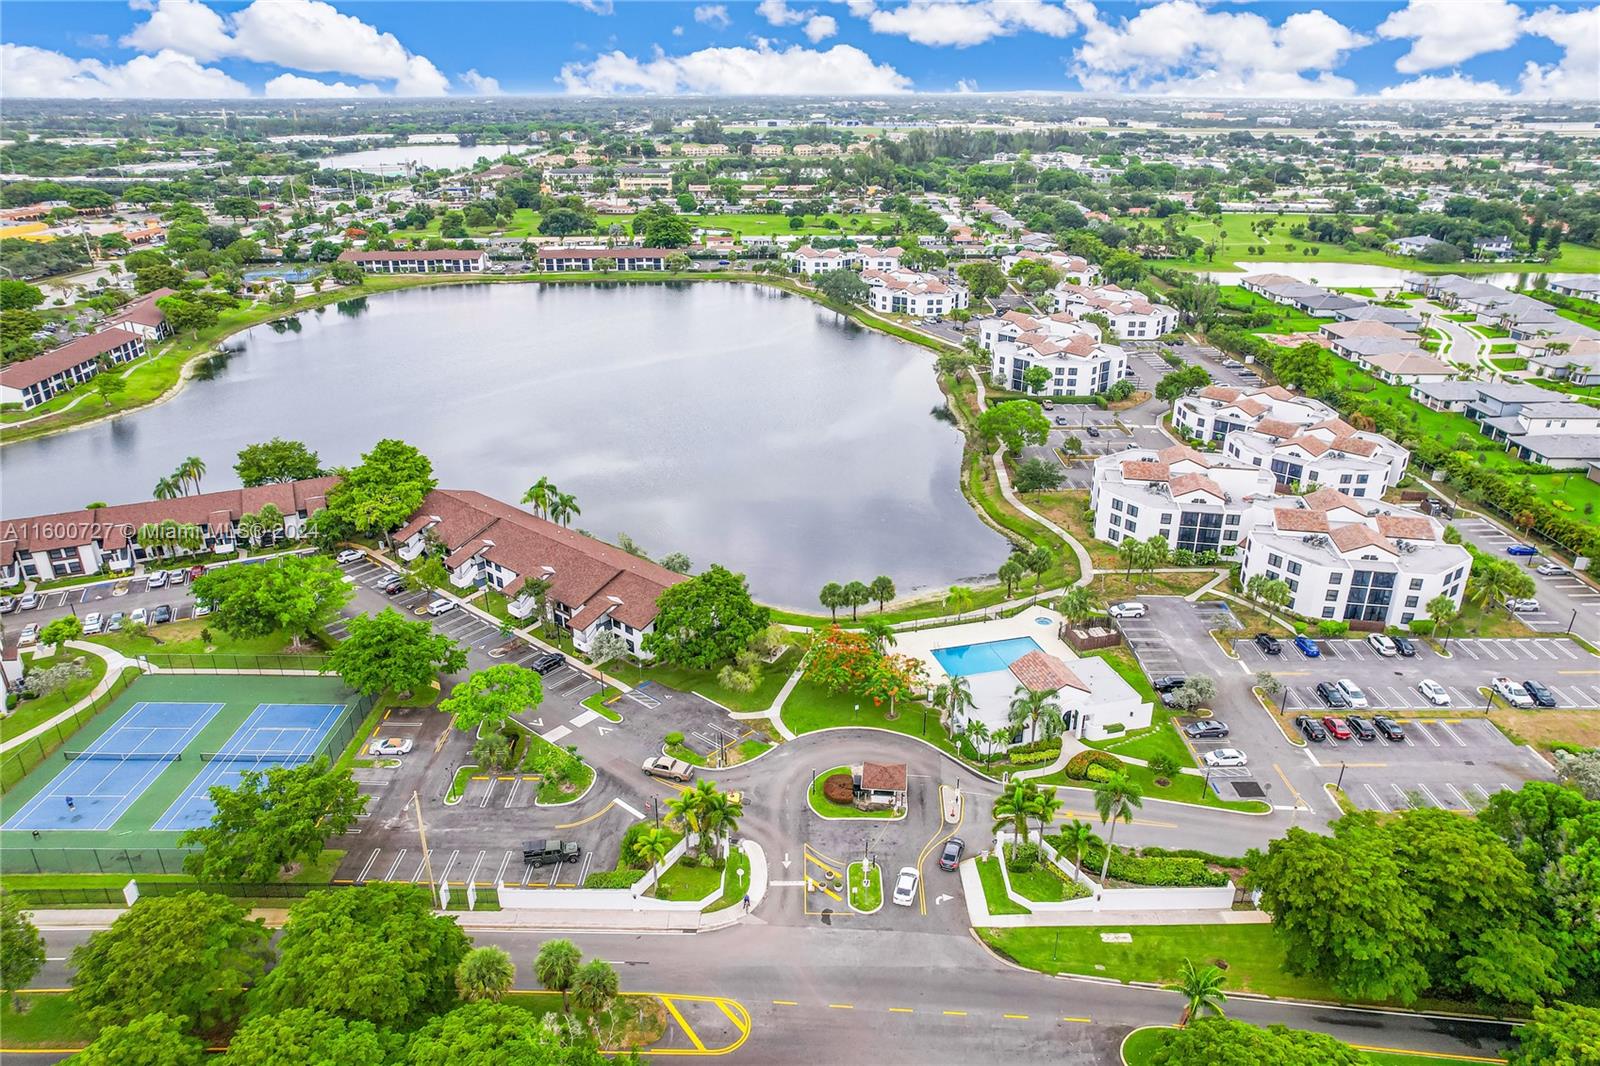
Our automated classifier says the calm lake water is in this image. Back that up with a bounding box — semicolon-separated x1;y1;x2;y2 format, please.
0;283;1008;608
318;143;515;173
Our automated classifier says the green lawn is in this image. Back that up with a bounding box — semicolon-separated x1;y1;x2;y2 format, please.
847;861;882;911
782;681;957;755
1079;646;1195;769
650;852;723;902
688;211;894;236
88;618;298;658
1121;1026;1505;1066
808;765;899;819
1218;286;1325;334
706;847;752;912
536;758;594;805
1;650;109;743
446;763;478;802
627;647;796;712
581;686;623;722
0;994;99;1049
1007;858;1088;903
973;856;1030;916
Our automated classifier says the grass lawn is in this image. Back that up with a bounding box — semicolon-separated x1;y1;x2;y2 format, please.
706;847;752;912
1;650;109;743
1218;286;1327;334
1090;570;1218;603
653;848;748;906
1080;645;1195;768
1007;857;1088;903
1030;491;1120;569
0;849;344;896
627;647;796;712
538;759;593;804
447;763;478;803
1489;708;1600;755
974;856;1030;915
782;681;958;756
688;211;893;236
847;861;882;911
580;686;623;722
1121;1027;1503;1066
0;994;99;1049
89;618;299;658
808;765;899;819
665;740;709;767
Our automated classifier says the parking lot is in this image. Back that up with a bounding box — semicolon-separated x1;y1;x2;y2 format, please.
1453;516;1599;634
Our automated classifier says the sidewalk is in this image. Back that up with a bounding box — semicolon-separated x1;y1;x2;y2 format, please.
0;641;139;756
959;861;1269;929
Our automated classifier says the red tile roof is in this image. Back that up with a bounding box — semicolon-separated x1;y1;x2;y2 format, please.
1303;488;1370;515
860;762;908;792
1273;509;1331;532
107;288;175;330
1168;473;1224;499
1375;514;1437;541
1009;649;1090;694
1121;460;1170;482
337;249;486;262
1331;524;1396;554
0;329;144;391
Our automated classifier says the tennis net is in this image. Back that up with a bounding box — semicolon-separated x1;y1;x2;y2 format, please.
199;750;312;764
63;750;181;763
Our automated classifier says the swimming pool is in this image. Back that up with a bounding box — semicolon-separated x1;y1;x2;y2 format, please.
931;636;1044;677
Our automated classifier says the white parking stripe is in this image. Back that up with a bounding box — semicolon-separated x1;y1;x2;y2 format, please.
357;848;381;882
1416;783;1445;808
384;848;407;881
1392;783;1416;808
1415;722;1441;747
1472;783;1493;804
1444;783;1471;810
1363;784;1389;811
494;851;513;884
1532;642;1558;660
1457;643;1480;660
1437;722;1466;746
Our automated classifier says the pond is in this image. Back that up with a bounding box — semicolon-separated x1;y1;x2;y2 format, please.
1202;261;1571;290
0;282;1009;609
318;143;516;174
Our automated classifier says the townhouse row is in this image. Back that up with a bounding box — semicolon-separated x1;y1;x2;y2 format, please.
0;288;175;411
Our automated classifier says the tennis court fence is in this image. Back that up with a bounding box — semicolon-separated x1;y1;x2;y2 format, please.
135;652;334;673
1;876;500;910
1;668;141;795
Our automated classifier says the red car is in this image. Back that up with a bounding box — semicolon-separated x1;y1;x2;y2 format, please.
1322;716;1353;740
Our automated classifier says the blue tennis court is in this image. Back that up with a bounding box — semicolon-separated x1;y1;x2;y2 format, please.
1;702;223;832
152;703;347;832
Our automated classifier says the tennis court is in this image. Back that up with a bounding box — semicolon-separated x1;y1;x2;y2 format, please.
152;702;348;832
1;702;223;832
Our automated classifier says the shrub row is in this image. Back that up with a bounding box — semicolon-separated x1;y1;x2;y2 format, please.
582;869;646;889
1068;839;1229;887
1007;737;1062;756
1064;750;1124;781
1006;842;1041;872
1137;846;1252;869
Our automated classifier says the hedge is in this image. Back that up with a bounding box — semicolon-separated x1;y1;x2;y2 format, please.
1008;737;1063;756
1008;747;1062;766
582;869;647;889
1067;838;1229;887
1137;845;1252;869
1065;749;1124;781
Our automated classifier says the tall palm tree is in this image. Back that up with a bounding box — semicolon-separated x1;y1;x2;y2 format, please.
698;785;743;857
549;491;580;527
1057;586;1095;627
629;825;676;869
1175;958;1228;1026
991;780;1041;844
1032;789;1063;840
571;958;620;1018
669;779;719;856
945;585;974;617
179;455;206;495
1092;772;1145;897
152;476;181;501
534;938;583;1012
861;618;895;655
455;946;516;1003
1059;818;1096;878
943;674;976;727
963;718;992;763
522;477;554;519
1008;686;1062;744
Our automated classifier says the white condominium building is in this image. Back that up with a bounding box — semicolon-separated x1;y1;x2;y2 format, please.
1000;250;1100;286
1242;490;1470;626
860;268;969;318
783;244;905;275
979;310;1126;396
1089;446;1276;554
1052;283;1178;340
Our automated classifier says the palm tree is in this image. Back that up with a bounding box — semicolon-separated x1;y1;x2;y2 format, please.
522;477;554;519
1466;563;1517;616
669;779;718;856
991;780;1041;844
1008;685;1062;744
963;718;992;762
630;825;676;869
1057;586;1095;627
819;582;844;621
549;491;580;527
571;959;620;1017
861;618;896;655
698;785;744;857
534;938;583;1011
1059;819;1096;878
1175;958;1228;1026
456;946;516;1003
1092;772;1145;897
945;585;974;617
152;476;182;501
1032;789;1063;840
178;455;206;494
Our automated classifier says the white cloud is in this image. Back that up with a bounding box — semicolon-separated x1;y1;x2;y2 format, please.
804;14;839;41
569;0;614;13
955;78;978;92
121;0;451;95
0;43;249;97
863;0;1077;48
459;69;504;95
673;25;685;36
264;72;382;97
693;4;731;28
1376;0;1525;73
1071;1;1366;97
1519;5;1600;101
560;41;912;94
1379;72;1511;99
756;0;837;40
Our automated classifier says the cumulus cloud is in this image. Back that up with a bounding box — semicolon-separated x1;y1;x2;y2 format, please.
120;0;451;95
804;15;839;41
264;72;382;97
693;4;731;28
1378;72;1511;99
569;0;614;13
1071;1;1366;97
861;0;1076;48
459;69;504;95
1519;4;1600;101
755;0;838;40
1376;0;1525;73
0;43;249;97
560;41;912;94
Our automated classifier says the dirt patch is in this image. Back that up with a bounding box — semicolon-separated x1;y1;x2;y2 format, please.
823;773;855;804
1490;709;1600;753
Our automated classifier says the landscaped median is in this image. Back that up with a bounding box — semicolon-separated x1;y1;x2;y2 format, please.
807;766;903;819
1119;1023;1505;1066
847;861;882;913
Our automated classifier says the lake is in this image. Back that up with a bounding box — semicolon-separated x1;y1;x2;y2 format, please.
0;283;1009;609
318;143;516;174
1203;261;1580;290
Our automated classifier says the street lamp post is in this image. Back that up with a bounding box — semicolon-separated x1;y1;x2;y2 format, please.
1337;762;1347;790
1568;608;1577;635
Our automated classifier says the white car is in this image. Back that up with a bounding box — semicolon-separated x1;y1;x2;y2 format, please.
1107;602;1148;620
368;737;415;756
1202;748;1248;767
1493;676;1533;708
146;570;168;590
19;623;40;646
1336;679;1369;709
1366;634;1397;657
1418;679;1451;707
891;866;919;907
426;598;455;617
192;601;212;618
336;549;364;564
81;612;103;635
129;607;148;626
1506;598;1539;613
1536;563;1569;577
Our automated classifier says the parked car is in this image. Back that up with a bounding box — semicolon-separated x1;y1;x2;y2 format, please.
938;837;965;871
1295;715;1327;742
1203;748;1248;767
1086;425;1101;438
1107;602;1147;619
1042;400;1054;411
19;623;40;646
1293;636;1320;658
82;612;104;635
129;607;148;626
168;569;186;586
0;596;18;615
1392;636;1417;658
891;867;919;907
1335;679;1369;709
1536;563;1569;577
1523;679;1557;708
641;756;695;782
1184;720;1229;739
106;611;125;632
1054;416;1068;426
381;576;408;595
1254;633;1282;655
1506;544;1539;557
1322;716;1353;740
146;570;168;590
1366;634;1397;657
193;600;212;618
1151;675;1187;694
530;652;566;676
336;549;364;564
1417;679;1451;706
522;840;580;867
1506;598;1539;613
1373;715;1406;742
426;598;455;617
1344;715;1377;741
151;604;173;625
369;737;415;756
18;593;39;611
1492;676;1534;708
1315;682;1350;709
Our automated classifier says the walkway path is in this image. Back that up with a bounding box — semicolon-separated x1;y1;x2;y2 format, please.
0;641;140;755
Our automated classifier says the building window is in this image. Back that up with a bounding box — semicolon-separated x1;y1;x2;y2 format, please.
1112;498;1123;512
1267;553;1283;569
1322;607;1336;618
1225;514;1241;526
1287;561;1302;576
1409;578;1423;590
1325;590;1339;601
1404;596;1418;608
1328;573;1341;584
1127;504;1139;518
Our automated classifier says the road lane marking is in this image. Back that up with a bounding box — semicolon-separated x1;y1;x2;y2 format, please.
828;1003;854;1010
942;1010;967;1016
1061;1016;1092;1024
658;996;707;1052
771;1000;797;1006
1004;1013;1029;1020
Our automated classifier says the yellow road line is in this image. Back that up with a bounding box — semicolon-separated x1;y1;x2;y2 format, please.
1348;1045;1505;1063
828;1003;854;1010
804;842;845;871
555;799;619;829
1273;763;1306;808
915;787;965;914
1055;807;1178;830
659;996;707;1052
1062;1016;1092;1024
1003;1013;1029;1020
716;998;749;1035
888;1007;914;1013
942;1010;967;1016
771;1000;797;1006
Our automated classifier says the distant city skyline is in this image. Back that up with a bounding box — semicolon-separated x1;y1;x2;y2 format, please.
1;0;1596;101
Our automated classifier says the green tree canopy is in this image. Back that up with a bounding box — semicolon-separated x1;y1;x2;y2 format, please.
438;664;545;734
456;946;516;1004
326;439;437;539
326;608;467;697
71;892;270;1035
642;564;770;669
191;554;352;649
222;1007;398;1066
1151;1018;1363;1066
252;884;470;1029
1509;1002;1600;1066
234;439;324;486
403;1002;609;1066
815;268;869;305
977;400;1050;455
177;758;366;882
0;892;46;1010
76;1011;206;1066
956;260;1006;299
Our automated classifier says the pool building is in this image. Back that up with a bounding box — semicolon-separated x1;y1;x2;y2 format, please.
899;609;1152;745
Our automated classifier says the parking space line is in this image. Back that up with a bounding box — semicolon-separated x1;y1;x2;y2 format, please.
1437;722;1466;746
1363;784;1388;811
409;856;427;883
1415;783;1445;809
494;851;513;884
356;848;381;882
384;848;407;881
1444;783;1472;810
504;776;523;807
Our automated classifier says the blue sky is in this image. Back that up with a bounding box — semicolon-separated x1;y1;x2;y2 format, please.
1;1;1595;100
